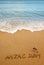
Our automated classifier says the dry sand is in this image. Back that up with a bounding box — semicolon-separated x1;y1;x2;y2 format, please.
0;30;44;65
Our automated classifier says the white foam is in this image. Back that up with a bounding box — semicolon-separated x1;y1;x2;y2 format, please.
0;20;44;33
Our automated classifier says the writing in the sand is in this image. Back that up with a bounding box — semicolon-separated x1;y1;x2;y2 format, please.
5;48;41;60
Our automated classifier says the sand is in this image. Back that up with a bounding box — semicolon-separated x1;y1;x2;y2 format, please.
0;30;44;65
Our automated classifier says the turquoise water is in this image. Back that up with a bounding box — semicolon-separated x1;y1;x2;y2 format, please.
0;1;44;33
0;1;44;20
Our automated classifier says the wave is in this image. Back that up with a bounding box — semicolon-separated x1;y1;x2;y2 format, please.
0;19;44;33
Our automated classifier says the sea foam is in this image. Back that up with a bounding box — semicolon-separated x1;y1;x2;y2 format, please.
0;19;44;33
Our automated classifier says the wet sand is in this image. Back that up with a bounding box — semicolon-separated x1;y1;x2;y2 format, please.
0;30;44;65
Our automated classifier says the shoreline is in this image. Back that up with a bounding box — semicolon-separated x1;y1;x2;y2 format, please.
0;29;44;34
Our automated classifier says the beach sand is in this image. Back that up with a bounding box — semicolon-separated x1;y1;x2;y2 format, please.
0;30;44;65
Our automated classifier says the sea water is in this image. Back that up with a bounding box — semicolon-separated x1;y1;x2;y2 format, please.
0;0;44;33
